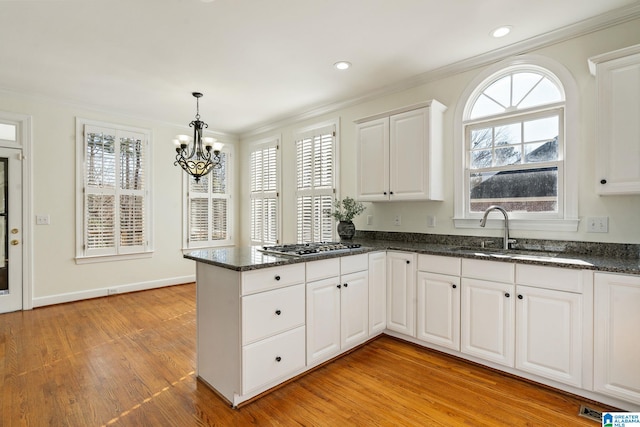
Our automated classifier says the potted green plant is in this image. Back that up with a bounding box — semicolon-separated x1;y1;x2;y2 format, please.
329;196;365;240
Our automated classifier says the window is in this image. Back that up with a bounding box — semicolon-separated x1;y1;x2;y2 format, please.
76;119;152;261
185;148;232;248
454;55;579;231
249;138;279;245
295;121;337;243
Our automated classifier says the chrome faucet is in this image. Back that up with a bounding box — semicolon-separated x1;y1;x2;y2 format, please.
479;205;515;250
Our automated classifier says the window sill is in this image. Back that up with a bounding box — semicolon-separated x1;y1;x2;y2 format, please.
453;217;580;232
75;251;153;265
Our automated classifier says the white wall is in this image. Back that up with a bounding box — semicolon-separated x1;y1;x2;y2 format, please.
239;18;640;246
0;92;238;306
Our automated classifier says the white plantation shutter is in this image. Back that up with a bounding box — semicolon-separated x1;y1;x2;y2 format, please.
250;140;279;245
295;124;336;243
187;151;231;248
82;124;149;257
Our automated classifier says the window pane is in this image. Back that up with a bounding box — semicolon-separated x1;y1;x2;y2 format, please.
495;146;522;167
470;149;492;169
211;199;227;240
470;128;493;150
211;153;226;194
120;137;144;191
524;116;558;142
469;94;505;119
469;167;558;213
87;132;116;188
512;73;543;107
0;123;16;141
483;75;511;109
190;198;209;242
190;175;209;193
518;77;562;109
495;123;521;146
525;139;558;163
86;194;115;249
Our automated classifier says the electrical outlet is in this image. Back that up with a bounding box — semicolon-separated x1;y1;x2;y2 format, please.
36;214;50;225
587;216;609;233
367;215;373;225
427;215;436;228
393;215;401;226
107;288;118;295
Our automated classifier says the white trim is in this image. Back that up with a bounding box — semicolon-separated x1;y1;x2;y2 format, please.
453;54;579;231
74;251;154;264
32;275;195;308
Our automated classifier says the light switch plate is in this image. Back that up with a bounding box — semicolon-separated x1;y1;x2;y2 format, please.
36;214;50;225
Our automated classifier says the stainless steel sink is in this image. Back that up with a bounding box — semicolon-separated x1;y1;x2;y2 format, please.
450;246;561;261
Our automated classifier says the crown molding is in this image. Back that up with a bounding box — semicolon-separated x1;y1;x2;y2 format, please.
239;2;640;139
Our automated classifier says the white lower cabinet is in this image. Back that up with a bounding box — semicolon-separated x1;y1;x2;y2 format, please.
416;254;461;351
594;272;640;405
306;254;369;366
386;251;416;336
368;251;387;336
461;277;515;367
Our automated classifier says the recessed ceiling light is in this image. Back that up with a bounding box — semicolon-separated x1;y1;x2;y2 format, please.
491;26;512;38
334;61;351;70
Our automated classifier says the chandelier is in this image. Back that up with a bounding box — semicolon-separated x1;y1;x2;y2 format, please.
173;92;223;182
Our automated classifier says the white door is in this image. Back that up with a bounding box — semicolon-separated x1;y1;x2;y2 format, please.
340;270;369;348
461;278;515;367
368;251;387;336
386;251;416;336
0;147;23;313
306;276;341;365
416;271;461;351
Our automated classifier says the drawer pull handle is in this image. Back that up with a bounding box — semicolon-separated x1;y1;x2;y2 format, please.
275;356;282;362
517;294;523;300
452;284;457;289
600;179;607;184
275;309;281;315
343;283;348;288
274;275;281;281
504;292;510;298
337;284;342;289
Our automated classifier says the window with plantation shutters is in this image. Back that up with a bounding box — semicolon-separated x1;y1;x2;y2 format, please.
295;122;336;243
249;138;279;245
186;150;232;248
77;120;151;261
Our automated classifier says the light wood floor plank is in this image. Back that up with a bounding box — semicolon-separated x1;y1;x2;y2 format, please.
1;283;615;426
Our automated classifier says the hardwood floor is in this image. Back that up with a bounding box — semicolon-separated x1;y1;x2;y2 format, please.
1;283;615;426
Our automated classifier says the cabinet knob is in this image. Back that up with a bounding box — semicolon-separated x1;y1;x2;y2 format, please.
343;283;348;288
390;191;394;195
275;309;281;315
517;294;523;300
600;179;607;185
337;284;342;289
504;292;510;298
383;191;387;195
274;275;281;281
452;284;457;289
406;260;410;264
275;356;282;362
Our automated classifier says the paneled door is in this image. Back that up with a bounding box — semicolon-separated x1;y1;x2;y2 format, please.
0;146;22;313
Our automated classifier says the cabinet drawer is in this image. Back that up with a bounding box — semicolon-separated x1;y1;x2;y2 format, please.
341;253;368;275
462;258;514;283
516;264;583;293
241;263;305;295
242;326;306;394
242;284;305;345
306;258;340;282
418;254;461;276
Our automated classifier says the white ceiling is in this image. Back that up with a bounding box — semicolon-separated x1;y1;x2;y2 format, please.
1;0;639;135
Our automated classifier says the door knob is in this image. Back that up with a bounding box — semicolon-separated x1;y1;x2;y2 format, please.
10;240;19;246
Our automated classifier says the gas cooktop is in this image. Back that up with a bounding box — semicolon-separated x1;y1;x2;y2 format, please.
259;242;362;257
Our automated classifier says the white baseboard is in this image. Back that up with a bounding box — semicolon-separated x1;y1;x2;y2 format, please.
31;275;196;308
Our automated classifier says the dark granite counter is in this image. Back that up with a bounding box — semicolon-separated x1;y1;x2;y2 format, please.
184;234;640;275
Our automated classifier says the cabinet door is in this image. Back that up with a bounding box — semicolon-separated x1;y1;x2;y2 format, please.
368;252;387;336
306;276;341;365
341;270;369;349
461;278;515;367
593;49;640;195
386;252;416;336
356;117;389;201
515;285;582;387
416;272;460;351
389;108;429;201
594;273;640;404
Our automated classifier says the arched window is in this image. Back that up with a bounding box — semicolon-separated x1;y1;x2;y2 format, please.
454;55;579;231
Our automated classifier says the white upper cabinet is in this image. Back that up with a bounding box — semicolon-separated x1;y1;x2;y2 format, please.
589;44;640;195
355;101;447;202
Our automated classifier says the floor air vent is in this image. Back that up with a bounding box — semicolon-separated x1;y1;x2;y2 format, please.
579;405;603;423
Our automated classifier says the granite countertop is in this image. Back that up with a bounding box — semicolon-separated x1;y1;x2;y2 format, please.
184;234;640;275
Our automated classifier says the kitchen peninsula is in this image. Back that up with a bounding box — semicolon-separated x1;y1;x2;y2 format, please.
185;235;640;410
